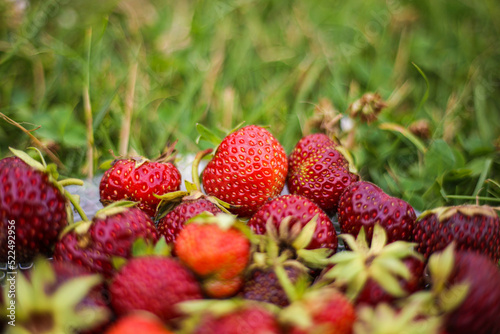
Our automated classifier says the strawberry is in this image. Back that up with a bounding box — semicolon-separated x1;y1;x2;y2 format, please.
99;154;181;217
110;256;203;325
174;213;252;298
2;257;110;333
0;148;84;263
319;224;424;306
201;125;288;217
241;230;312;307
337;180;416;244
281;288;356;334
413;204;500;262
410;244;500;334
248;194;337;252
105;313;173;334
188;301;282;334
288;133;359;214
53;203;158;278
443;251;500;334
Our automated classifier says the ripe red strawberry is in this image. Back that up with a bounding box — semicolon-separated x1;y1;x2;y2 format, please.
202;125;288;217
288;133;359;214
281;288;356;334
105;313;173;334
337;180;416;244
443;251;500;334
248;194;337;252
110;256;203;325
174;213;251;298
53;204;158;278
100;156;181;217
192;303;282;334
413;205;500;262
0;148;82;263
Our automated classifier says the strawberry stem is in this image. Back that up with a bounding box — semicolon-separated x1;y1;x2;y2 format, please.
58;178;85;187
64;191;89;222
192;148;213;190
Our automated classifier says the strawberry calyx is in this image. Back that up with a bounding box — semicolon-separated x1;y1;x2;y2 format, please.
264;215;335;269
9;146;89;222
2;257;110;332
94;200;138;219
112;237;171;271
320;224;423;301
419;204;498;221
354;301;444;334
404;243;469;318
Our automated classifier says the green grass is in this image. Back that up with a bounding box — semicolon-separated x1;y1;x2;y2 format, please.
1;0;499;211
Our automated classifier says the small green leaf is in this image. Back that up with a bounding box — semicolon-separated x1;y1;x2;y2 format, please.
439;283;469;312
99;159;114;170
112;256;128;271
369;224;387;255
53;275;103;309
9;147;45;171
196;123;223;146
292;215;318;250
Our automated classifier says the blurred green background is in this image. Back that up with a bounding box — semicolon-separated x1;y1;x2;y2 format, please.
0;0;499;211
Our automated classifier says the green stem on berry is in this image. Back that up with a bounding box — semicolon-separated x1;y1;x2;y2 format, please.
192;148;213;190
274;264;299;303
58;178;85;187
64;191;89;222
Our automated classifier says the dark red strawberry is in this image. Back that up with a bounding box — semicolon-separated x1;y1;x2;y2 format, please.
157;198;222;244
413;205;500;262
110;256;203;325
191;302;282;334
288;133;359;214
248;194;337;252
443;251;500;334
0;148;83;263
202;125;288;217
338;180;416;244
100;156;181;217
53;204;158;278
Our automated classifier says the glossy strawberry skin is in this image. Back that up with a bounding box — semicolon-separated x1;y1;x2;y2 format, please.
202;125;288;217
242;265;305;307
100;159;181;217
248;194;337;252
175;223;251;298
157;199;222;244
288;134;359;214
0;157;68;263
110;257;203;324
53;207;158;278
193;306;282;334
444;251;500;334
338;181;416;244
413;205;500;262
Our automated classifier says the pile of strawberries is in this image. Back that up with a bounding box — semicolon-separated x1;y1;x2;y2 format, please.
1;125;499;334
